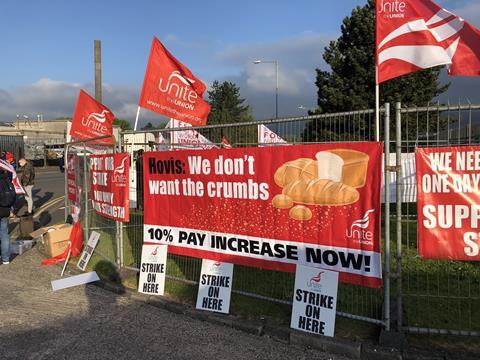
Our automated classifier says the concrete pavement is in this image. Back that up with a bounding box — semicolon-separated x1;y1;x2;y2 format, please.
0;247;347;360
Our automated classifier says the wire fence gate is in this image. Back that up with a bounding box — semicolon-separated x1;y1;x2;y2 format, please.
65;102;480;336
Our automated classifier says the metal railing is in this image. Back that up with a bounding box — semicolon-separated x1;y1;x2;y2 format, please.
64;103;480;336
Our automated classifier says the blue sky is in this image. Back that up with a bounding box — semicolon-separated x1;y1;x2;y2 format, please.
1;0;479;125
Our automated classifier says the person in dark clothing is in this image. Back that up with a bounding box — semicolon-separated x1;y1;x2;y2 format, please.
0;171;15;264
58;155;65;173
136;149;144;210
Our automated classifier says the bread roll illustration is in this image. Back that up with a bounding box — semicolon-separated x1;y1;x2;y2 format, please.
315;151;344;182
274;158;312;187
289;205;312;221
328;149;369;188
271;194;294;209
283;178;359;206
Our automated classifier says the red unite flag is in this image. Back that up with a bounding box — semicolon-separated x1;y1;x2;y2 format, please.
70;90;115;144
376;0;480;83
138;37;211;126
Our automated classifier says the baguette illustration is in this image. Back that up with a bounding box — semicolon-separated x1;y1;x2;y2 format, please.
283;178;359;206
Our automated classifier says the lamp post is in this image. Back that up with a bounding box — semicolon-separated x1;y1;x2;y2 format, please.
253;59;278;118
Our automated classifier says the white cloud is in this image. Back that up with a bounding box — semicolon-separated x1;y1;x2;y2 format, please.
0;79;156;127
0;32;336;124
215;32;335;118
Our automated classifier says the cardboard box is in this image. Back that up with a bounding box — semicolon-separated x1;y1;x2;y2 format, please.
19;216;34;237
30;224;73;258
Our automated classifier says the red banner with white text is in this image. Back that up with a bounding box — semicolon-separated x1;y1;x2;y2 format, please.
90;153;130;222
143;143;383;288
67;154;77;202
417;146;480;260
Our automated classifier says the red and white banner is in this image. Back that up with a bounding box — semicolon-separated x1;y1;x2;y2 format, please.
67;154;77;202
70;90;115;144
416;146;480;260
0;159;24;195
90;153;130;222
376;0;480;83
258;124;288;146
221;136;232;149
167;119;217;150
139;37;211;126
143;143;383;288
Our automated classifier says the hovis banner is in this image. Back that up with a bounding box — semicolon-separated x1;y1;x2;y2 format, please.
139;37;211;126
416;146;480;260
143;143;383;288
90;153;130;222
70;90;115;144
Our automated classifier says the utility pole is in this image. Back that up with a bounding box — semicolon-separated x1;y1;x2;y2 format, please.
94;40;102;103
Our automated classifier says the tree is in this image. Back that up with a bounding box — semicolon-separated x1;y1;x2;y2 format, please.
113;118;132;131
207;81;253;124
206;81;255;145
141;121;167;131
142;122;154;130
304;0;449;141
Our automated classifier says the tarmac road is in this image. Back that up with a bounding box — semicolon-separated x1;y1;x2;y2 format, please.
0;247;348;360
14;167;67;229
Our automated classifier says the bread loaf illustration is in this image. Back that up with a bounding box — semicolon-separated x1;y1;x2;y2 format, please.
328;149;369;188
272;149;367;220
274;149;369;189
283;178;359;206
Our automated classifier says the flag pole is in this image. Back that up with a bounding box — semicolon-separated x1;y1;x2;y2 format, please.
133;106;141;131
375;66;380;142
61;246;72;277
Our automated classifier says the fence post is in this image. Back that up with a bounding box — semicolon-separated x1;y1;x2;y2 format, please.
395;102;403;332
383;103;391;332
64;143;68;222
117;135;124;267
83;142;89;244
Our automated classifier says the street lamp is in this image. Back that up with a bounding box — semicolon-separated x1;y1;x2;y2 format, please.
253;59;278;118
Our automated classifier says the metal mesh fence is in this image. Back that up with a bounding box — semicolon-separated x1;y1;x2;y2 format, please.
65;140;118;265
65;104;480;335
394;104;480;335
120;111;385;325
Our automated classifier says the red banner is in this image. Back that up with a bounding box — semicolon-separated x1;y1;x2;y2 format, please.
417;146;480;260
143;143;383;288
90;153;130;222
70;90;115;144
67;154;77;202
138;37;210;126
